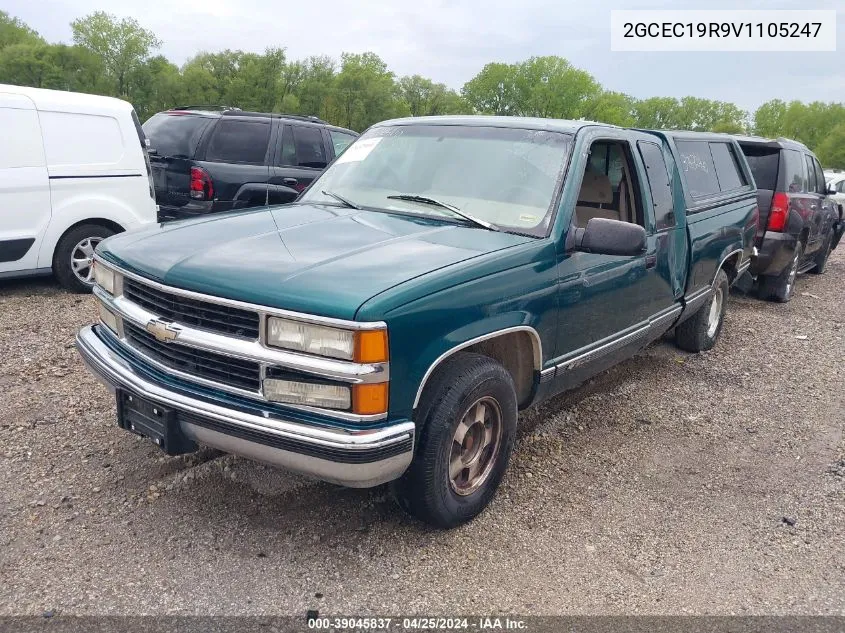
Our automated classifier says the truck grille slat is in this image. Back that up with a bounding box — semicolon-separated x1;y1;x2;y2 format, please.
124;321;260;392
124;279;260;339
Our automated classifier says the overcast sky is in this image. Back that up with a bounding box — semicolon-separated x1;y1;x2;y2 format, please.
6;0;843;112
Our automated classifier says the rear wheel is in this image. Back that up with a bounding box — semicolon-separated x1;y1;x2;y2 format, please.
809;234;832;275
391;353;517;528
53;224;116;293
758;243;803;303
675;269;729;353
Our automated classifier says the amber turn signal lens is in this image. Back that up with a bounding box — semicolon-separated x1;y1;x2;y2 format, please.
352;383;388;415
354;329;388;363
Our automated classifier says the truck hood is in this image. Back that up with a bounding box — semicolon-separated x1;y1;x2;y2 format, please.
98;204;532;320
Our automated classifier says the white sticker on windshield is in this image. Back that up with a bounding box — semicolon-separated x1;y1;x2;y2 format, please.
335;137;382;164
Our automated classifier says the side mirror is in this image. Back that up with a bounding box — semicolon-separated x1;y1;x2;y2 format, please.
826;183;837;196
574;217;646;257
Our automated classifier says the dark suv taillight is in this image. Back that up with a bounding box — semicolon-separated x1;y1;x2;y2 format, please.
190;166;214;201
768;192;789;232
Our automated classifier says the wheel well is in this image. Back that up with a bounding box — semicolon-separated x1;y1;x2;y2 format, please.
720;252;742;283
52;218;126;267
458;331;539;408
61;218;126;241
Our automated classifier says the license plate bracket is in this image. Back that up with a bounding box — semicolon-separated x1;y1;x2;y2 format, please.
116;390;196;455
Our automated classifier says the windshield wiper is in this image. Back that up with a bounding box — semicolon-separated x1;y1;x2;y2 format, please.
386;194;497;231
321;190;361;210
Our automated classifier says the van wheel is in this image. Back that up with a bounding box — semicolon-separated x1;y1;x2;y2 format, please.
391;353;517;529
53;224;116;293
758;243;803;302
675;269;729;353
809;235;832;275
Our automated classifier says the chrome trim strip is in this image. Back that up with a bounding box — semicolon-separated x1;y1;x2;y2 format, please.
649;304;683;330
412;325;543;409
684;286;712;303
94;254;387;331
736;260;751;277
554;323;650;373
539;367;556;383
544;304;682;379
76;325;414;488
95;287;389;385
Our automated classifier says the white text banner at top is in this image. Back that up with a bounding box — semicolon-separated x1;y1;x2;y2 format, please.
610;10;837;52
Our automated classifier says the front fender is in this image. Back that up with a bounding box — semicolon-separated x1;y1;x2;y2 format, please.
359;241;560;420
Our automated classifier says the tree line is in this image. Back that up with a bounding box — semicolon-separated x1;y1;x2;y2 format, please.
1;10;843;167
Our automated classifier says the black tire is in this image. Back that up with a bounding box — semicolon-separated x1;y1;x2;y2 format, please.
675;269;729;353
809;234;832;275
391;352;517;529
53;224;116;293
757;242;803;303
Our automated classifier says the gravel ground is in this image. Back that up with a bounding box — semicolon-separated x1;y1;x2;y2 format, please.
0;251;843;616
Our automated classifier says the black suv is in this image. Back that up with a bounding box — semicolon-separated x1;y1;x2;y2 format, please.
143;107;358;220
734;136;842;302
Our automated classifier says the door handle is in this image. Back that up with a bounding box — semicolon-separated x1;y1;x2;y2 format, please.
283;177;298;186
645;254;657;269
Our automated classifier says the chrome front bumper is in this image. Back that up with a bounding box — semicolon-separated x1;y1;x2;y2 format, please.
75;325;415;488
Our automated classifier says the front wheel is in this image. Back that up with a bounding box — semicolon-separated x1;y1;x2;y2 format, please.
675;268;729;353
392;353;517;528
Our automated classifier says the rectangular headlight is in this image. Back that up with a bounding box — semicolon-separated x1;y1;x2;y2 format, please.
267;318;355;360
93;261;115;294
266;317;388;363
263;378;351;410
97;301;119;333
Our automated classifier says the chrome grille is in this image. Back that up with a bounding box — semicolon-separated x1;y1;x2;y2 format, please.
123;278;260;339
123;321;261;392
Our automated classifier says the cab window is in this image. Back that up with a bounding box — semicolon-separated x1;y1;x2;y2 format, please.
637;141;675;230
675;140;720;199
575;140;643;228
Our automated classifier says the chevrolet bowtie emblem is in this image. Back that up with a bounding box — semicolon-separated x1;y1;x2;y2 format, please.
145;319;181;343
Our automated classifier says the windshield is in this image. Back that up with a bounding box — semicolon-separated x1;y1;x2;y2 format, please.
299;124;573;236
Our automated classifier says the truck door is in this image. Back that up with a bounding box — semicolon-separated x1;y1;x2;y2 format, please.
552;132;678;387
0;92;51;275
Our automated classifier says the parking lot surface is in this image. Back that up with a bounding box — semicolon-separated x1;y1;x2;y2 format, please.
1;252;843;615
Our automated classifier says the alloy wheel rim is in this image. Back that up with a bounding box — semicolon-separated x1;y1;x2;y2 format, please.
449;396;503;496
706;286;723;338
70;237;103;285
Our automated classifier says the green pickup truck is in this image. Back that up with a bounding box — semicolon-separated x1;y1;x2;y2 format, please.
77;117;757;527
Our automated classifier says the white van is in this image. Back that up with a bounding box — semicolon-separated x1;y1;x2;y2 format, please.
0;84;157;292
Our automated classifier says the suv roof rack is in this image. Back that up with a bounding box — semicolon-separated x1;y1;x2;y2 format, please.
169;105;242;112
220;110;327;124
